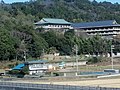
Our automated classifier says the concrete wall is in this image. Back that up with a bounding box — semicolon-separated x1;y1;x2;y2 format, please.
0;86;46;90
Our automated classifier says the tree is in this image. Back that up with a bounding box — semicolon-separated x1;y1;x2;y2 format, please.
47;47;58;54
0;28;16;60
16;40;27;61
28;34;48;58
1;0;120;60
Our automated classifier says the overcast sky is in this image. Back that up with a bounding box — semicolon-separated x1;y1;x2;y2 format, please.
3;0;120;4
4;0;29;3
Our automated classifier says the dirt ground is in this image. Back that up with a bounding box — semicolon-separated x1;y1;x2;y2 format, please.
52;78;120;88
10;78;120;88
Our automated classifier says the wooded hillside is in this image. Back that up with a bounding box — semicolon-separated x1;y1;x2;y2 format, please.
0;0;120;60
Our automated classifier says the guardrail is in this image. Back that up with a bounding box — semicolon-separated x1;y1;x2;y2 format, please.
97;74;120;78
0;82;120;90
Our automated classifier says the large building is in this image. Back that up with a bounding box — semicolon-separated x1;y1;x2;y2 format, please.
72;20;120;38
34;18;72;32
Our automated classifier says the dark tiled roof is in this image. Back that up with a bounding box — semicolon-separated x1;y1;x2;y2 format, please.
72;20;120;29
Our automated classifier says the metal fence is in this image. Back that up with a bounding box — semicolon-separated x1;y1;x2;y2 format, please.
0;82;120;90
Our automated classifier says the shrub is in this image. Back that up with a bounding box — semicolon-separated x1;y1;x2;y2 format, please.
22;65;29;75
87;56;102;64
53;72;59;76
8;64;15;68
8;70;20;74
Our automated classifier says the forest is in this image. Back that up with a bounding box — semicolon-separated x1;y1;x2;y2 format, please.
0;0;120;60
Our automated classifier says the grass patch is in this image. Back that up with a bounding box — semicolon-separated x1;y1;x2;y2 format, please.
77;65;120;72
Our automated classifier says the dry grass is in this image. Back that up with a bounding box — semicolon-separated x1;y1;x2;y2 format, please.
10;78;120;88
0;60;22;69
51;78;120;88
77;65;120;72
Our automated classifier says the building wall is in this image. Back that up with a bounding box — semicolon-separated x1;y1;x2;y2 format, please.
28;63;48;75
35;24;72;29
29;70;44;75
74;26;120;39
65;61;87;67
82;27;120;36
35;24;73;34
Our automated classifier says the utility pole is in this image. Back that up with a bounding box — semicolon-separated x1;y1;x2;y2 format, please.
41;48;45;59
111;45;114;69
24;51;26;62
75;44;78;72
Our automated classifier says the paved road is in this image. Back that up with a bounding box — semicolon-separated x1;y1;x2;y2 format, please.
0;82;120;90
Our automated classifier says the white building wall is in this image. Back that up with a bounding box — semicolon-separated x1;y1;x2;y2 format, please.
28;63;48;75
29;70;44;75
35;25;72;29
65;61;87;67
29;64;48;70
85;27;120;36
108;53;120;57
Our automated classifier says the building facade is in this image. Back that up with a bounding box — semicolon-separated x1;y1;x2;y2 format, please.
34;18;72;33
72;20;120;38
26;60;48;75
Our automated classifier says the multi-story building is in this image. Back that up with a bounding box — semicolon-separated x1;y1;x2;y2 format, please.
34;18;72;32
72;20;120;38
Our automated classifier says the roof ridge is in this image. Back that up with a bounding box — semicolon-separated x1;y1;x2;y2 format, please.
75;20;116;24
43;18;65;20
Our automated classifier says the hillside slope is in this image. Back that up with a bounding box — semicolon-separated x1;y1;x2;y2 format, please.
0;0;120;60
